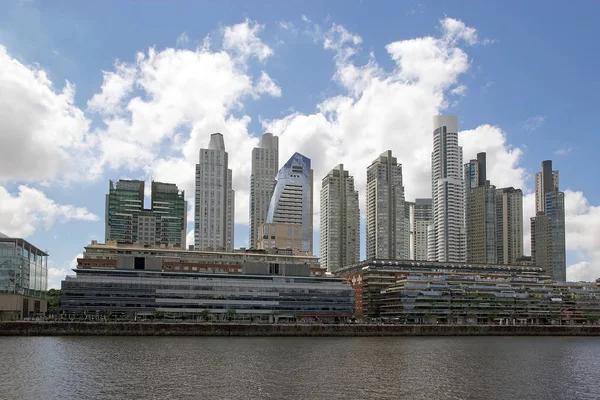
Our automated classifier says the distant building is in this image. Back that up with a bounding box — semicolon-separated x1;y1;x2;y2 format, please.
464;152;497;264
249;133;279;249
105;180;187;248
266;152;314;254
0;235;48;320
257;222;304;255
429;115;466;262
195;133;235;251
366;150;408;260
531;160;566;281
495;187;524;264
412;199;433;261
320;164;360;272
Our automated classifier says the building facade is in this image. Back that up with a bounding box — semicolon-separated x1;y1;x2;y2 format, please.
195;133;235;251
257;223;304;254
320;164;360;272
0;234;48;320
531;160;566;281
495;187;524;264
105;180;187;248
429;115;466;262
366;150;408;260
464;152;497;264
412;199;433;261
266;152;314;254
249;133;279;249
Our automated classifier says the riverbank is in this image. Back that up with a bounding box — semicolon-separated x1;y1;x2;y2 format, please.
2;322;600;336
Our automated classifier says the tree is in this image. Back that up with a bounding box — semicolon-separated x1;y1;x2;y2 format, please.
46;289;61;309
226;309;236;322
200;309;212;322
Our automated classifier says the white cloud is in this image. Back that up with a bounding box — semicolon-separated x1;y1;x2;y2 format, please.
254;71;282;98
440;17;479;45
554;147;572;156
176;32;189;47
222;18;273;62
0;185;98;238
278;21;297;34
523;114;547;132
0;45;91;182
87;61;137;115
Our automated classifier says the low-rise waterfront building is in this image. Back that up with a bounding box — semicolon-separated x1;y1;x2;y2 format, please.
61;241;352;320
0;233;48;320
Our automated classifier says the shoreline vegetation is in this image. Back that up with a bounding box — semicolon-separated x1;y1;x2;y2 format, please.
2;322;600;336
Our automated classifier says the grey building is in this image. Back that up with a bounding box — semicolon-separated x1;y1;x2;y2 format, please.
320;164;360;272
412;199;433;261
249;133;279;249
195;133;235;251
366;150;408;260
495;187;524;264
531;160;566;281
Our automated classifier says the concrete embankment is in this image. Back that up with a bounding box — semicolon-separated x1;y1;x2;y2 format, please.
2;322;600;336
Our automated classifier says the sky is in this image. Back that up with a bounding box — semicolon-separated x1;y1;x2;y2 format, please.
1;0;600;289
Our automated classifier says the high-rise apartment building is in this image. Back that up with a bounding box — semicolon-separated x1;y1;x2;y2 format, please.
464;152;497;264
531;160;566;281
195;133;235;251
249;133;279;249
266;152;314;254
495;187;523;264
366;150;408;260
320;164;360;272
429;115;466;262
105;180;187;248
412;198;433;261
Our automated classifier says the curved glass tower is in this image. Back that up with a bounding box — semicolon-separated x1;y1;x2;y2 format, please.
266;152;313;254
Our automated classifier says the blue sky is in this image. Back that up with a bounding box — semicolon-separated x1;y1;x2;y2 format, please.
1;0;599;288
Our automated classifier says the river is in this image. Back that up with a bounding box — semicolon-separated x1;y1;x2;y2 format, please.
0;337;598;399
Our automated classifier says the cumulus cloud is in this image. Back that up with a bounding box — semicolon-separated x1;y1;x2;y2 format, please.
222;18;273;61
0;45;91;182
554;147;572;156
0;185;98;238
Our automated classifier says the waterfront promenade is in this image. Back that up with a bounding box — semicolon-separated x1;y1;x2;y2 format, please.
2;322;600;336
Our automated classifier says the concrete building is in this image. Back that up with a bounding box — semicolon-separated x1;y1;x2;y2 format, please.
249;133;279;249
62;243;353;321
195;133;235;251
266;152;314;254
407;199;433;261
531;160;566;281
105;180;187;248
320;164;360;273
429;115;466;262
0;234;48;320
496;187;524;264
257;222;304;254
366;151;408;260
464;152;497;264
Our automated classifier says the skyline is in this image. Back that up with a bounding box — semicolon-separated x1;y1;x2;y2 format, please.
0;1;599;287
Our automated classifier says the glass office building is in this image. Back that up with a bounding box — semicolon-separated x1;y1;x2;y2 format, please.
61;268;354;320
266;152;314;254
0;234;48;320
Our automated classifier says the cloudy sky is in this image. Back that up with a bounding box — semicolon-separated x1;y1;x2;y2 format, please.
1;0;599;288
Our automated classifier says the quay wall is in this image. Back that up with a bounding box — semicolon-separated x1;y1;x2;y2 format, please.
2;322;600;336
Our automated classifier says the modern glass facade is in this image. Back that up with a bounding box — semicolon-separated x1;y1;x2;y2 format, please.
151;181;187;248
0;237;48;296
266;152;313;254
61;269;354;319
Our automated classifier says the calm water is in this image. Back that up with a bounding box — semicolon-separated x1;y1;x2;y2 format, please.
1;336;599;399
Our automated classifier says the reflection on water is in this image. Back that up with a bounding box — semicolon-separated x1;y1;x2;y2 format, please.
0;336;598;400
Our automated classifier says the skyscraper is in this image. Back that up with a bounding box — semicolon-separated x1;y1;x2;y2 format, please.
429;115;466;262
105;180;187;248
412;198;433;261
366;150;407;260
266;152;314;254
464;152;497;264
195;133;235;251
495;187;523;264
531;160;566;281
320;164;360;272
249;133;279;249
